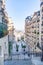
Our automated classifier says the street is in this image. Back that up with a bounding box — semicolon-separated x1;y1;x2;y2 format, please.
0;0;43;65
4;41;34;65
4;59;34;65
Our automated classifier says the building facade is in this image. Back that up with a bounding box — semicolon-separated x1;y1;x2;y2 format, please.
25;11;42;52
40;0;43;60
40;0;43;49
0;0;9;60
25;0;43;52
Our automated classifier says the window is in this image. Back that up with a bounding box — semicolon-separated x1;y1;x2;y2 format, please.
0;1;3;3
37;20;40;22
2;17;4;22
37;38;39;40
41;38;43;41
37;32;39;34
42;21;43;24
32;26;34;28
42;8;43;12
37;11;40;16
40;2;43;6
34;42;36;45
42;21;43;26
38;26;39;28
41;31;43;33
34;30;36;34
37;42;39;47
42;23;43;26
42;16;43;19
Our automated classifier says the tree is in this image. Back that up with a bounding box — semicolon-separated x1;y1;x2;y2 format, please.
8;41;12;56
0;23;8;38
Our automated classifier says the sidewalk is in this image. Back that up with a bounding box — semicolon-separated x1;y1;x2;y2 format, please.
32;56;43;65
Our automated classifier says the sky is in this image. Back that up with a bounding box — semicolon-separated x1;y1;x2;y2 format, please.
6;0;40;31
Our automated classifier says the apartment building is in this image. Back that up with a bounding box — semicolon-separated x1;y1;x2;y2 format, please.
40;0;43;49
25;11;41;52
0;0;9;60
40;0;43;60
25;0;43;52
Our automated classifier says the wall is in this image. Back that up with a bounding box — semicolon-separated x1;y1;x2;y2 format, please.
0;35;9;60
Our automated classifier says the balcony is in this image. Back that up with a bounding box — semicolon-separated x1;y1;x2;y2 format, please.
0;23;8;38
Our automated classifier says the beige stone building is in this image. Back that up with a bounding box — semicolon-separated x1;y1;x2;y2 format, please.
0;0;9;62
25;11;41;52
25;0;43;52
